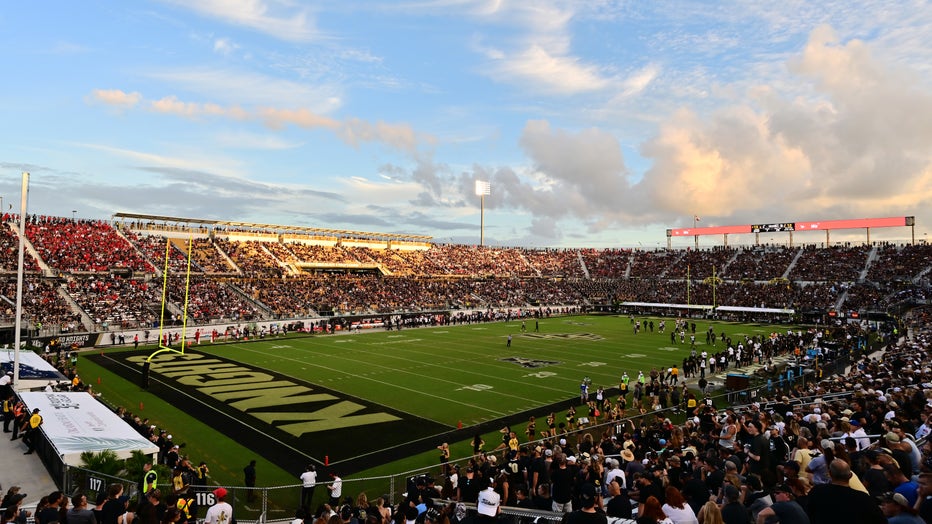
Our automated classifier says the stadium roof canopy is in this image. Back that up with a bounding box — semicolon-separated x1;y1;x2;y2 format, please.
112;212;433;242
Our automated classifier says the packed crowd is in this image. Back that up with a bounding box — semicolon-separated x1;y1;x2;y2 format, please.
723;248;798;282
25;217;153;273
791;245;873;282
0;278;82;331
335;311;926;524
0;216;926;333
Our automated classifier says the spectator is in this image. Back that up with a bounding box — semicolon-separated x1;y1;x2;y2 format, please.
806;460;884;524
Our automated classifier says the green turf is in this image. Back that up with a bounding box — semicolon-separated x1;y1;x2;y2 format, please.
162;316;774;427
77;315;785;504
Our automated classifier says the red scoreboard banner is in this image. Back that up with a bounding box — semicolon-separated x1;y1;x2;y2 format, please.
668;225;752;237
794;216;911;231
668;216;911;237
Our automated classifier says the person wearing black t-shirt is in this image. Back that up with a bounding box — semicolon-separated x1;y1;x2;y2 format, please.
806;459;884;524
702;457;725;496
604;481;632;519
36;491;64;524
100;484;128;524
630;473;662;515
720;484;750;524
918;472;932;524
746;421;770;476
756;484;809;524
532;483;553;511
458;466;480;503
563;484;606;524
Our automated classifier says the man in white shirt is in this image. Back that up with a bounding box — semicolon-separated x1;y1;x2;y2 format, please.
328;472;342;507
849;420;871;451
205;488;232;524
0;371;12;392
603;459;626;490
300;464;317;510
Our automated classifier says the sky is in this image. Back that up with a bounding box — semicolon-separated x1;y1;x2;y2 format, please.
1;1;931;248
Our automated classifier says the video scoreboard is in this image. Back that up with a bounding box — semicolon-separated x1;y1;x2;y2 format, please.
750;223;795;233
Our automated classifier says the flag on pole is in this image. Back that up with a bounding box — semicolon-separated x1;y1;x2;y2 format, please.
694;215;700;222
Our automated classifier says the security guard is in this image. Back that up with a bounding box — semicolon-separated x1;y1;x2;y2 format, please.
2;393;13;432
10;401;24;440
142;463;159;496
23;408;43;454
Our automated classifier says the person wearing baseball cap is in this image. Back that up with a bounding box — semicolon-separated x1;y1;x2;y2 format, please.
755;484;808;523
880;491;922;523
475;484;500;520
204;488;232;524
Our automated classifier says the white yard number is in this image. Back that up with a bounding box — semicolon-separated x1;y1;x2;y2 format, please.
525;371;557;378
457;384;493;391
579;361;606;367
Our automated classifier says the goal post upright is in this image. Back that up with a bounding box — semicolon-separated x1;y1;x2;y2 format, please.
148;235;194;364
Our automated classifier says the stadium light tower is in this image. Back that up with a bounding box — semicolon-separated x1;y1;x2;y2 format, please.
475;180;491;246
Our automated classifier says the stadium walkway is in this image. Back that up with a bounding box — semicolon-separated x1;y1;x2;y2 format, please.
2;428;59;512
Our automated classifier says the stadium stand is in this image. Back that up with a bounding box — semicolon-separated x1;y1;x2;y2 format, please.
0;213;921;339
6;213;932;524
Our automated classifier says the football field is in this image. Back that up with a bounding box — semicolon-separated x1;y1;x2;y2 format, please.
85;314;782;478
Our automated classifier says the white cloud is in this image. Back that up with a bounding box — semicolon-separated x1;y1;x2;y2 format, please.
77;143;244;179
213;37;238;55
490;44;611;94
145;68;343;114
213;130;303;150
630;24;932;224
90;89;425;153
619;63;661;98
161;0;322;42
88;89;143;109
465;2;622;95
419;24;932;238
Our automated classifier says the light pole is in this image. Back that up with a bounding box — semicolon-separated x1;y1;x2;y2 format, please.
693;214;700;249
475;180;490;246
72;210;77;221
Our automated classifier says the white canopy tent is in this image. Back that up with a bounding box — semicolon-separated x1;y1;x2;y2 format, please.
0;349;67;391
19;391;158;464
